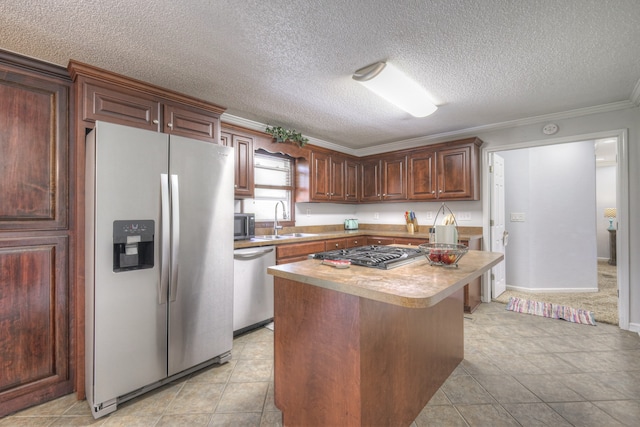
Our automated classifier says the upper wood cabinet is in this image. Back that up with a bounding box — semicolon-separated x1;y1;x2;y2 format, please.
69;60;225;144
308;151;346;201
408;138;482;201
0;59;70;231
361;155;407;202
221;130;255;198
297;150;358;203
345;160;360;202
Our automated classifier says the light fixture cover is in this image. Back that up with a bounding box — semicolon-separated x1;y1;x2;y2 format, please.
353;62;437;117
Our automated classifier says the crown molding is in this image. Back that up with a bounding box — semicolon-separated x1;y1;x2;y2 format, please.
223;99;636;158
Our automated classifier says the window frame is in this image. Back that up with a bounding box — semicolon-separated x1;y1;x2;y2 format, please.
251;150;295;228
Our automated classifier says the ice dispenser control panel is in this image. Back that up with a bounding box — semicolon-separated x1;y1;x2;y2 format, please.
113;220;154;272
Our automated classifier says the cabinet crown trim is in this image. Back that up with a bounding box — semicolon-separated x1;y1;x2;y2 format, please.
68;60;226;115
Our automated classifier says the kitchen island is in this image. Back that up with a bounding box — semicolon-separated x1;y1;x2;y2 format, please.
267;249;504;426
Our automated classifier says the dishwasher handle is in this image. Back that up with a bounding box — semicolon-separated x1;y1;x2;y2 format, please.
234;247;275;260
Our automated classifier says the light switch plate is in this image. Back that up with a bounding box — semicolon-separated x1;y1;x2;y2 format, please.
510;212;526;222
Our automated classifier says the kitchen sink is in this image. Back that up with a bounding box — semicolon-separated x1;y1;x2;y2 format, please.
253;233;318;240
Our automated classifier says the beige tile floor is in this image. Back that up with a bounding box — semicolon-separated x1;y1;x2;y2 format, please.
3;302;640;426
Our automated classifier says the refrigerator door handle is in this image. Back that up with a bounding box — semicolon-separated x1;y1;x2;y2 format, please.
170;174;180;302
160;174;170;304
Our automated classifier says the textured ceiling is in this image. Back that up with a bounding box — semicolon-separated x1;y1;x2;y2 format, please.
2;0;640;152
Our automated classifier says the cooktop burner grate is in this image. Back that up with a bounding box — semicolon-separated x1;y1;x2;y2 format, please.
312;245;423;269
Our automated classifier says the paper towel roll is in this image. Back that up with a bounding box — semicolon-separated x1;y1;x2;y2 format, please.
435;225;458;244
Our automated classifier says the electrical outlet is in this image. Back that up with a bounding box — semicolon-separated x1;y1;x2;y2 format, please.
510;212;526;222
458;211;471;221
374;212;379;220
426;211;434;220
306;208;311;217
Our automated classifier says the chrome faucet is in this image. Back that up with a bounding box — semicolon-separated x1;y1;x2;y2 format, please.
274;201;287;236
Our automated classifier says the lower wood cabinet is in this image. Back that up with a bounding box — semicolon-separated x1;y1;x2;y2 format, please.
365;236;395;246
0;236;72;417
276;241;326;264
460;238;482;313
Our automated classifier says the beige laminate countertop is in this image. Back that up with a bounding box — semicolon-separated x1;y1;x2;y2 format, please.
234;228;483;249
267;249;504;309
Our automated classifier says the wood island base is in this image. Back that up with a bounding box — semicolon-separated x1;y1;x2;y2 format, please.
273;277;464;427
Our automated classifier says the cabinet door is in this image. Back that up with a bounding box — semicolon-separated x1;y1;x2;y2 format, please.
346;236;364;248
329;156;345;200
81;80;161;131
276;241;326;264
345;160;359;202
360;160;381;202
394;237;428;246
325;238;347;251
0;71;69;231
408;150;437;200
366;236;395;246
310;151;331;201
231;134;255;198
437;145;473;199
382;156;407;200
164;103;220;144
0;236;71;417
222;132;255;198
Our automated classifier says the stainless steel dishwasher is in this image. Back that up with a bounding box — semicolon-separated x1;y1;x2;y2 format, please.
233;246;276;335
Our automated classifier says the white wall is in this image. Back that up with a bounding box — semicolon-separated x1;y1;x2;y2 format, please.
499;142;597;292
295;200;483;228
596;165;616;258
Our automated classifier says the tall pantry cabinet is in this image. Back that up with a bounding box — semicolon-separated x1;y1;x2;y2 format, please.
0;51;75;416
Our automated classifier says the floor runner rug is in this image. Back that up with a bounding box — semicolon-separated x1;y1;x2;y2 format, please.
505;297;597;325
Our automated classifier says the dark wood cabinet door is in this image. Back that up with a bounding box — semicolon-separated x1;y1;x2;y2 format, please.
325;238;347;250
345;160;359;202
81;79;161;131
329;156;345;200
360;160;381;202
394;237;428;246
437;145;473;199
164;103;219;144
382;156;407;200
310;151;330;201
408;150;437;200
231;134;254;198
0;71;69;231
346;236;364;248
0;236;72;417
366;236;395;246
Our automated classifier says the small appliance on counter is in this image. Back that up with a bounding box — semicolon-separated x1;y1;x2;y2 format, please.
344;218;358;230
234;213;255;240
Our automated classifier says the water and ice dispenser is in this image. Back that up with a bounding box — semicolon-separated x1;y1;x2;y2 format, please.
113;220;154;272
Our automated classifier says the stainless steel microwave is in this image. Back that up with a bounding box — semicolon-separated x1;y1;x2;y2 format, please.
234;213;255;240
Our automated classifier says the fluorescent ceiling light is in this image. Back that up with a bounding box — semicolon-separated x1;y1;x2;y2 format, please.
353;62;437;117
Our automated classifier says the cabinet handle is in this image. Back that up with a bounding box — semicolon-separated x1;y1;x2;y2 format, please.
382;194;387;197
335;243;339;247
431;190;435;194
439;189;443;193
167;122;173;129
234;184;238;188
152;119;159;125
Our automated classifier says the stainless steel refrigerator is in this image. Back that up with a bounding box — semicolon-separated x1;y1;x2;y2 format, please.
85;121;234;418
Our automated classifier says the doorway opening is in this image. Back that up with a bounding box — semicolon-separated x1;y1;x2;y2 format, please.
482;129;629;330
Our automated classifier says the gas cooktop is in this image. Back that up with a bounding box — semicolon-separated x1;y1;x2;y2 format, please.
312;245;424;270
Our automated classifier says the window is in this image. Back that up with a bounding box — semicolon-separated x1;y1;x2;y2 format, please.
244;151;294;224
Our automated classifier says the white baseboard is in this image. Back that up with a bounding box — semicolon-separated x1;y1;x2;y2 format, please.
505;285;599;293
629;322;640;334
